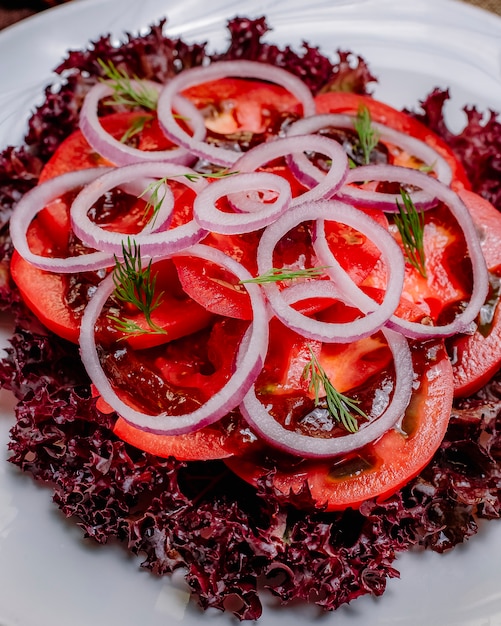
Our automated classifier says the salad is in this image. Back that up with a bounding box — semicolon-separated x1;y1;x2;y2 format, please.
2;13;501;622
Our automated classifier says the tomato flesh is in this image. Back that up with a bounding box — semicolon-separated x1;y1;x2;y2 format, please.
448;189;501;396
314;91;471;189
225;340;454;510
13;76;501;511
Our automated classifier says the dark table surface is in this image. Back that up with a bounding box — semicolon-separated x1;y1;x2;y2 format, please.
0;0;500;31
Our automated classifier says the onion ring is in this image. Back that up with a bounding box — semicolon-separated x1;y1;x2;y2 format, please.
257;198;406;342
79;244;269;435
10;168;115;273
157;60;317;167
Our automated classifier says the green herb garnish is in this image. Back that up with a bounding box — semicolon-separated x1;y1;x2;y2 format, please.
393;188;427;278
354;104;380;165
302;347;366;433
98;59;158;110
119;114;155;144
110;238;167;337
139;170;238;225
241;266;329;284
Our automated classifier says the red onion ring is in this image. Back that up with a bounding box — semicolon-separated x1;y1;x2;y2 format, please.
257;199;405;342
333;165;489;338
193;171;291;234
80;81;205;166
232;134;349;203
79;244;269;435
10;168;115;272
70;162;208;257
240;326;413;458
156;60;317;167
286;113;453;187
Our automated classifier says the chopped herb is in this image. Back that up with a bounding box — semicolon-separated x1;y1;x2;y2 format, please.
119;114;154;144
139;169;238;225
182;169;238;182
139;178;169;226
241;266;329;284
98;59;159;110
418;162;436;174
110;238;167;337
393;188;427;277
303;347;366;433
354;104;380;165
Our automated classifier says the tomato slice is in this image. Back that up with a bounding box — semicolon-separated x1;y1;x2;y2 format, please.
448;189;501;396
182;77;303;136
113;416;248;461
39;112;174;181
110;317;257;461
314;91;470;189
225;339;454;511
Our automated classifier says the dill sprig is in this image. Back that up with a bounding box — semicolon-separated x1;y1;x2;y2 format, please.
393;188;427;278
119;114;155;144
354;104;380;165
110;238;167;337
302;347;366;433
139;178;169;226
140;170;238;225
98;59;158;111
241;266;329;284
182;169;238;182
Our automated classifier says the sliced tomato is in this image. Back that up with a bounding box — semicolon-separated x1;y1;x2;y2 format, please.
447;189;501;396
182;77;303;136
113;416;250;461
39;111;174;182
173;252;255;321
361;200;473;324
226;339;454;511
110;317;257;461
314;91;470;189
11;193;211;348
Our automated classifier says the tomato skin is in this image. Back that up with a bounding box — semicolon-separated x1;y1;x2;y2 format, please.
174;255;254;321
11;251;80;342
448;189;501;396
226;340;454;511
314;92;471;190
113;416;248;461
39;112;173;181
182;77;303;135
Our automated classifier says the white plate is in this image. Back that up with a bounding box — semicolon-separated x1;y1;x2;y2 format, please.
1;1;501;625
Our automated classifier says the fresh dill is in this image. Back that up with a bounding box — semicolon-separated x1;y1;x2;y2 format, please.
110;238;167;337
140;170;238;225
302;347;366;433
119;114;154;144
393;188;427;278
98;59;159;110
354;104;380;165
241;266;329;284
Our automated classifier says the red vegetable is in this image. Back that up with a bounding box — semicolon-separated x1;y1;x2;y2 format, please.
315;91;471;189
226;337;454;510
3;15;501;623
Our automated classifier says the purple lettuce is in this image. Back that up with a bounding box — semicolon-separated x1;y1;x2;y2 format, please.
1;15;501;622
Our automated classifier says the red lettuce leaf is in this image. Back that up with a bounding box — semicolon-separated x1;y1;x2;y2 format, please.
1;15;501;622
411;88;501;211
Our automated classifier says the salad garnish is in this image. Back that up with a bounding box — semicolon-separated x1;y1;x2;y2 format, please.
241;266;329;284
109;237;167;337
302;346;366;433
98;59;159;110
393;188;427;277
2;14;501;622
354;103;380;165
119;114;155;143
